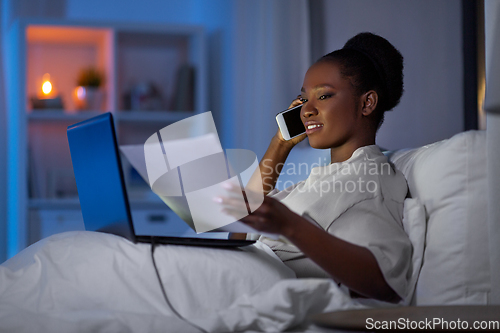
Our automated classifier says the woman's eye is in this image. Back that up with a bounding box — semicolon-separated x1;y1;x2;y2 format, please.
319;94;332;100
299;97;308;103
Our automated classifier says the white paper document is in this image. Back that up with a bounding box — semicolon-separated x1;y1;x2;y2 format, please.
119;112;272;237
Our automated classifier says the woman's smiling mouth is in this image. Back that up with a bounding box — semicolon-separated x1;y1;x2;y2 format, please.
305;122;324;134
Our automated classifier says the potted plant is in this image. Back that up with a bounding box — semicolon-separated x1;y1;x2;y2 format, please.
73;67;105;111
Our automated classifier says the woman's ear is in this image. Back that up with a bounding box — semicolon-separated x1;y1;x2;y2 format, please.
361;90;378;116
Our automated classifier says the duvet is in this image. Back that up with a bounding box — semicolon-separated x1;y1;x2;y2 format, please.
0;231;374;332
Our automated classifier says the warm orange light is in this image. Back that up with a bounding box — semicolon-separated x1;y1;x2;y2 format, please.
41;73;53;97
75;86;86;100
42;80;52;95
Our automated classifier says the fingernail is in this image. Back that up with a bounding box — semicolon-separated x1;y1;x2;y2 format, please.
222;182;234;190
212;197;223;203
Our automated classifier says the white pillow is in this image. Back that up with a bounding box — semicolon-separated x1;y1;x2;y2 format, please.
389;131;489;305
401;198;426;305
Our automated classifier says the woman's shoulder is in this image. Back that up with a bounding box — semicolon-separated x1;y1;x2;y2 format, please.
337;145;408;202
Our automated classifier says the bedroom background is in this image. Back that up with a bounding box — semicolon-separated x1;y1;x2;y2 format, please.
0;0;480;262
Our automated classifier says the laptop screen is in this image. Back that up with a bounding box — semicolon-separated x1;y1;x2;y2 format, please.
67;113;136;242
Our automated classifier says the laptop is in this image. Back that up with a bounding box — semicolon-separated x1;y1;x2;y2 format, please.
67;112;254;247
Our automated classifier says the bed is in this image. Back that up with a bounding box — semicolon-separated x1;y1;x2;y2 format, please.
1;129;496;333
0;230;373;332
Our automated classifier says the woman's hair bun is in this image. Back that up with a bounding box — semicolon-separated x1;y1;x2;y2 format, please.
342;32;404;112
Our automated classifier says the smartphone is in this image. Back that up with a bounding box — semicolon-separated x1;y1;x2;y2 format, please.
276;104;305;140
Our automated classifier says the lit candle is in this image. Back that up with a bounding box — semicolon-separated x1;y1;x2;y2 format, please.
41;73;53;98
31;73;63;110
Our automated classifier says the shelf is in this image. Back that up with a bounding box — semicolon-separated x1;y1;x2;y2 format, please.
28;111;102;121
26;25;112;113
27;110;195;122
29;197;170;211
29;198;81;210
128;199;171;210
6;18;206;254
115;110;195;122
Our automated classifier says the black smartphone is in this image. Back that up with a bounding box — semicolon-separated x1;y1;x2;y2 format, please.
275;104;305;140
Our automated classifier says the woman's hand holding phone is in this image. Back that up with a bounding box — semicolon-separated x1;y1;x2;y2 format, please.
275;97;307;146
245;97;308;196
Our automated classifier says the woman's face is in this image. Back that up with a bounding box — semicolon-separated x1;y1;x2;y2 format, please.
300;61;364;151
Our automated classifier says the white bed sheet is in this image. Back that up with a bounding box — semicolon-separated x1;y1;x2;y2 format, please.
0;231;380;332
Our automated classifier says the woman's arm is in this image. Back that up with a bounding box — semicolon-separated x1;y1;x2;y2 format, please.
221;193;400;303
245;98;306;195
282;211;400;303
228;98;306;240
248;135;294;195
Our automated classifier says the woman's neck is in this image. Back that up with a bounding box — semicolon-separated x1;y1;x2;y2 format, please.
330;137;376;164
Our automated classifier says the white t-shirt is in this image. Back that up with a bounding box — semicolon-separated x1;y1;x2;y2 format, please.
260;145;411;299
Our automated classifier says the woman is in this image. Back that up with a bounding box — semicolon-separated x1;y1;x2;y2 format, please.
219;32;411;303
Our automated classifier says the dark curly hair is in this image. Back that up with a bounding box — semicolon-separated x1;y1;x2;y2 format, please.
318;32;404;130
